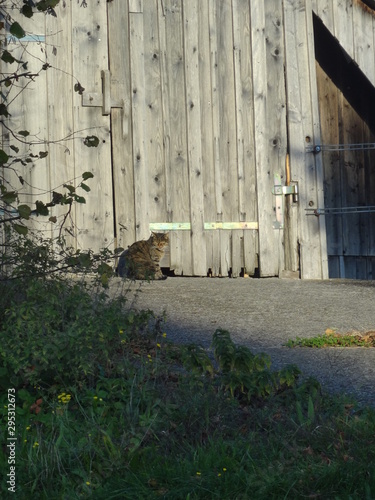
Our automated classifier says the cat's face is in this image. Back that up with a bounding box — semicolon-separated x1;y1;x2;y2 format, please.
151;232;169;249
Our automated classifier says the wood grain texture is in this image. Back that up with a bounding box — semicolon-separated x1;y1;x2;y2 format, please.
71;0;113;252
107;0;135;253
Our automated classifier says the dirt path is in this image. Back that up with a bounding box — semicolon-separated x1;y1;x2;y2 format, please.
110;277;375;407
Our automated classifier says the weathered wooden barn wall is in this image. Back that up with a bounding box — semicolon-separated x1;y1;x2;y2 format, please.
5;0;375;279
1;1;114;250
0;0;331;278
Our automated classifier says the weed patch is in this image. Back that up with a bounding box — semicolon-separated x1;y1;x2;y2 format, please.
1;279;375;499
285;328;375;348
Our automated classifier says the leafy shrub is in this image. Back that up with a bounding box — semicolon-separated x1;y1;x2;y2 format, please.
209;329;301;401
0;278;154;389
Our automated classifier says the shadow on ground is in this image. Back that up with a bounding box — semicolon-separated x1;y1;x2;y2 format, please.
110;277;375;407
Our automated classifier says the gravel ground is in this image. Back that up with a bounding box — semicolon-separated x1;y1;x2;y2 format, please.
109;276;375;407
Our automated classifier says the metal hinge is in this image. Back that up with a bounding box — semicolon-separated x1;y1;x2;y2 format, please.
272;174;299;229
272;185;299;196
82;70;130;138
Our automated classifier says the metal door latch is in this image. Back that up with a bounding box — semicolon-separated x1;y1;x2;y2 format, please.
272;174;299;229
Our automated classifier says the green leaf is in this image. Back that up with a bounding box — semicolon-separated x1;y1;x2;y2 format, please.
83;135;99;148
49;216;57;223
74;195;86;204
78;253;91;268
1;191;17;204
18;130;30;137
21;5;34;18
10;145;19;153
82;171;94;181
35;201;49;216
36;0;60;11
1;50;16;64
80;183;90;192
14;224;28;235
39;151;48;159
10;22;26;39
63;184;76;194
0;104;10;117
18;388;33;401
0;150;9;166
17;204;32;220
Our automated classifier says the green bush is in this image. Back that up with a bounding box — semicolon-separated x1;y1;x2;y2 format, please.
0;278;153;389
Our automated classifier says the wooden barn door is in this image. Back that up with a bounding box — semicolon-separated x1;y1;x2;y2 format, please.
107;0;292;278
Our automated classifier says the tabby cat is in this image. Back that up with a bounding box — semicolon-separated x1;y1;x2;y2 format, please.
116;232;169;280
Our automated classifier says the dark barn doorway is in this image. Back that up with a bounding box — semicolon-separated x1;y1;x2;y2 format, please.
313;13;375;279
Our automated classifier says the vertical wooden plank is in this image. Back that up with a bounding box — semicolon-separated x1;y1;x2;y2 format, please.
159;0;192;275
71;0;113;252
182;0;207;276
143;1;166;228
341;99;363;261
306;0;328;277
129;10;149;241
312;0;334;29
251;0;283;277
208;0;224;275
107;0;135;252
266;0;288;275
353;2;375;85
3;11;50;237
283;0;328;279
332;0;354;58
209;0;238;276
364;123;375;259
129;0;143;13
232;0;258;276
198;0;216;275
316;63;343;260
46;2;76;245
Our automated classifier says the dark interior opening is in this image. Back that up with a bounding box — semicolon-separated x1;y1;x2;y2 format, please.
313;12;375;134
361;0;375;11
